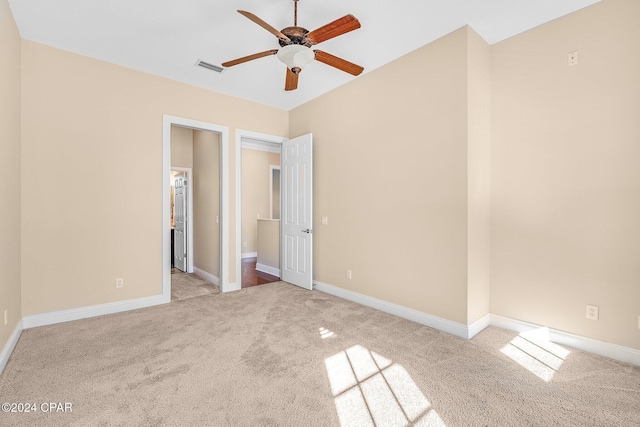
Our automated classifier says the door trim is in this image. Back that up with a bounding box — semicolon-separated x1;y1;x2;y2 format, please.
171;167;194;273
234;129;287;292
163;115;229;299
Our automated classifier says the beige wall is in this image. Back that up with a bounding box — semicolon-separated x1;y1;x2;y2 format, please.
171;126;193;169
20;40;288;316
193;130;220;277
290;27;473;324
241;149;281;255
0;0;22;350
491;0;640;349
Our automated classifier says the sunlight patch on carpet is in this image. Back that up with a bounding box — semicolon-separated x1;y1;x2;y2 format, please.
500;328;571;382
319;327;335;339
325;345;446;426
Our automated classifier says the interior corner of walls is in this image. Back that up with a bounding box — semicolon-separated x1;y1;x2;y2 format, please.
467;312;491;339
0;319;23;375
465;24;491;47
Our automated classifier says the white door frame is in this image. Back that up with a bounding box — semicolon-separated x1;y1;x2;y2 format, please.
171;167;194;273
234;129;287;292
163;115;229;301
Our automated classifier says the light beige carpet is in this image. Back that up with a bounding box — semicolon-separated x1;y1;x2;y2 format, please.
1;282;639;426
171;269;218;302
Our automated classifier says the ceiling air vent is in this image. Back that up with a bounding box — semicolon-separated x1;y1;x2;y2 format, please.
195;60;224;73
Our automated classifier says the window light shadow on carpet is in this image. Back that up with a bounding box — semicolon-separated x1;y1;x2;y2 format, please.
325;345;446;426
500;328;571;382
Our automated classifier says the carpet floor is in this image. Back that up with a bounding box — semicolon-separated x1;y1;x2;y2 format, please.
1;282;639;426
171;270;218;302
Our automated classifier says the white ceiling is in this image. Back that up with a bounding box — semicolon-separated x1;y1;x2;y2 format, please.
9;0;600;111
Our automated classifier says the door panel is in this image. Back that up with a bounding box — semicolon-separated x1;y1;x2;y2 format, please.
281;134;313;290
173;173;187;272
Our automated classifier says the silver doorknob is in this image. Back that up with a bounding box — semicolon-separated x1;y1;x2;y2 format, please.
302;228;312;234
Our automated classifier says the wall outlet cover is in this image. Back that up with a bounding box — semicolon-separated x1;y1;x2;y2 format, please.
586;304;599;320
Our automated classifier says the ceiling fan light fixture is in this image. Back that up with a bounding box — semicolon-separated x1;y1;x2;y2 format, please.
277;44;314;71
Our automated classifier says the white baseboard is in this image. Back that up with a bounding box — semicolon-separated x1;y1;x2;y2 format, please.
314;280;473;339
22;294;168;330
490;314;640;367
468;313;491;339
256;263;280;277
193;267;220;286
0;320;23;375
241;252;257;259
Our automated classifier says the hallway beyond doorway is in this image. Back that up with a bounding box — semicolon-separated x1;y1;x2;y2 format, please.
241;257;279;288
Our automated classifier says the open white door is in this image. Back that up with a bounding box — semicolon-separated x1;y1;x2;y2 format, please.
173;173;188;272
281;133;313;290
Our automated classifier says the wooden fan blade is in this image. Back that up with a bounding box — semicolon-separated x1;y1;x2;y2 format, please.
238;10;291;42
306;15;361;45
285;68;299;91
314;50;364;76
222;49;278;67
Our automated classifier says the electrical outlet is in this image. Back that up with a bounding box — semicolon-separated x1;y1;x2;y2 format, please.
586;304;599;320
322;216;329;225
4;309;7;326
346;269;352;279
568;50;578;66
243;241;247;248
115;278;124;289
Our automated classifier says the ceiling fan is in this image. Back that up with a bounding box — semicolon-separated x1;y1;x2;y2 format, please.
222;0;364;91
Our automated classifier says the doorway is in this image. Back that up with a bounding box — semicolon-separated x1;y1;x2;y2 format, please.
240;139;281;288
162;115;229;301
169;126;221;298
235;130;287;290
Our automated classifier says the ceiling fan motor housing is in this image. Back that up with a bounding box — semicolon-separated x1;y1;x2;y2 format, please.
279;27;313;47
